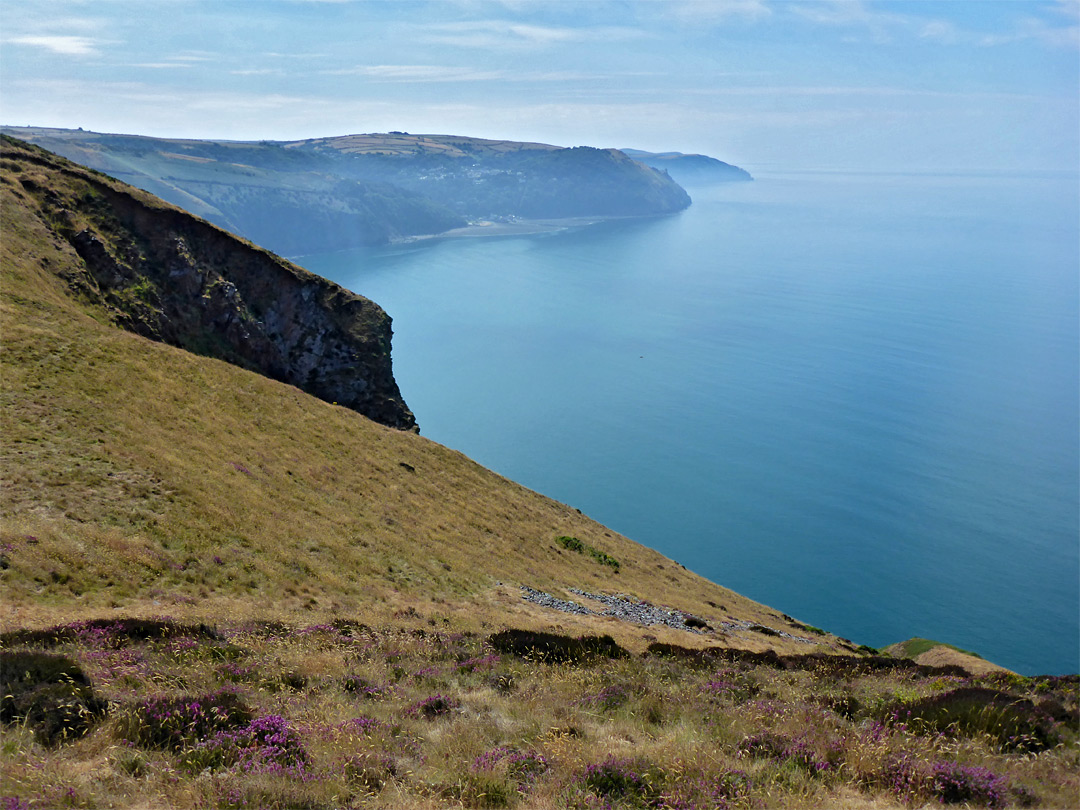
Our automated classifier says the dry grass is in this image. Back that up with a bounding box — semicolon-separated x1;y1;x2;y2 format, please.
0;139;828;660
3;139;1076;808
2;620;1076;809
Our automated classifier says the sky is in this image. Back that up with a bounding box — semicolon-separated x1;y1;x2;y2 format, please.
1;0;1077;172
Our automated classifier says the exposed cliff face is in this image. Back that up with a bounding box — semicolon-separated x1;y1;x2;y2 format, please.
1;136;416;431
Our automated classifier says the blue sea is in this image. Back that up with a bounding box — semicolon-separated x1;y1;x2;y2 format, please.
302;171;1080;675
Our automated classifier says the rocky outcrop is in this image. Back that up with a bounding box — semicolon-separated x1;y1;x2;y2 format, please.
621;149;753;184
2;136;416;431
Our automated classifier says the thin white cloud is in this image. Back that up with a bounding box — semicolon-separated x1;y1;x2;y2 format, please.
231;68;287;76
416;20;644;50
319;64;638;83
170;52;218;63
7;35;102;56
321;64;506;81
663;0;773;24
792;0;1079;49
985;16;1080;48
263;52;329;59
131;62;193;70
919;20;958;45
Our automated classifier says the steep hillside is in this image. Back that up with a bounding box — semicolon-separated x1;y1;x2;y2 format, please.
0;137;814;652
2;141;1077;810
0;137;415;431
2;128;691;256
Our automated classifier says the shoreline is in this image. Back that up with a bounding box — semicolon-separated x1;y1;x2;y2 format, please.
393;212;668;244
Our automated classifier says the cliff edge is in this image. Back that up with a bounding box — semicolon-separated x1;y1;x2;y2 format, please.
1;136;416;431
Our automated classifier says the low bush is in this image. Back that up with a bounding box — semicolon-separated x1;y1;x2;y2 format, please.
930;761;1008;807
580;756;664;807
120;689;252;751
0;651;108;746
0;619;219;649
405;693;458;719
555;536;621;571
488;629;628;665
580;683;634;711
180;714;308;776
895;687;1062;752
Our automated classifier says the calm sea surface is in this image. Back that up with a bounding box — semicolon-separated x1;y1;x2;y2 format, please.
302;171;1079;675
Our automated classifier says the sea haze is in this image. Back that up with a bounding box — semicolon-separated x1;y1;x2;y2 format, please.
303;171;1080;676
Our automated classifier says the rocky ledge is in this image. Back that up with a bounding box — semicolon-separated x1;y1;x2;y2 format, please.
3;136;416;431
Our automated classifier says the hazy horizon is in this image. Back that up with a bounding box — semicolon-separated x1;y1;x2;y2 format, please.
2;0;1077;174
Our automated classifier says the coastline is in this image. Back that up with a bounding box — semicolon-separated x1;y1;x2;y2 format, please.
394;213;667;244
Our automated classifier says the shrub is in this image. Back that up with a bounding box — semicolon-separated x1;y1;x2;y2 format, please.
737;732;830;774
0;651;107;746
341;750;397;793
181;714;308;777
580;683;633;711
896;687;1062;752
661;770;753;810
555;536;621;571
736;731;790;761
405;693;458;719
870;753;926;804
930;761;1007;807
121;689;252;751
342;675;386;699
556;535;586;553
0;618;219;649
581;756;664;807
488;629;628;665
474;745;549;788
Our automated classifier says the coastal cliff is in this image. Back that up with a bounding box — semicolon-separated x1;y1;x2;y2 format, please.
2;138;1076;810
2;128;693;255
1;136;416;431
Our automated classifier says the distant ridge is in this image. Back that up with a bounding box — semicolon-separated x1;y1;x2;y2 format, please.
2;127;692;256
622;148;753;184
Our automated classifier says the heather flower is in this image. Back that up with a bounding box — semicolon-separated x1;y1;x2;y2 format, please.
180;714;308;778
874;753;925;803
218;661;257;682
337;716;383;735
579;683;633;711
473;745;549;789
660;769;753;810
456;653;500;672
125;690;252;751
702;678;738;695
405;693;458;719
737;732;830;774
581;756;663;806
930;761;1007;807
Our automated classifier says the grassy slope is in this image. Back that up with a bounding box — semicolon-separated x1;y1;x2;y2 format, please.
883;639;1011;678
3;143;1077;810
0;139;823;657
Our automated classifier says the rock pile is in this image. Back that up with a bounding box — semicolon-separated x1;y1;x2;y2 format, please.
520;586;705;633
520;585;814;643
